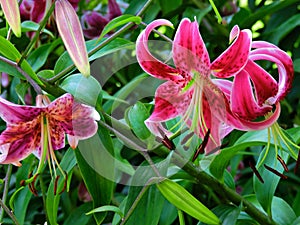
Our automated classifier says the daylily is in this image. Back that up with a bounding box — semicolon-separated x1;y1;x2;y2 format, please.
0;0;21;37
55;0;90;77
136;18;250;153
0;93;99;171
81;0;122;39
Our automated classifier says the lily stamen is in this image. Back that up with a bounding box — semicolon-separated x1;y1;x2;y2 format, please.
277;155;289;172
264;164;288;179
192;129;210;161
249;161;264;183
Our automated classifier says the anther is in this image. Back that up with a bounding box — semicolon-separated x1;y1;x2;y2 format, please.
192;129;210;161
162;135;175;150
249;162;264;183
54;175;60;195
264;164;288;179
58;172;68;195
181;132;194;145
277;155;289;172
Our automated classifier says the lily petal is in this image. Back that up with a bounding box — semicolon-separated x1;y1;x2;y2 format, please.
147;81;192;122
172;18;210;76
55;0;90;77
47;93;99;148
211;25;252;78
228;102;281;131
0;97;43;123
249;47;293;102
136;19;183;83
231;70;272;120
0;0;21;37
244;60;278;105
145;81;193;137
0;119;41;164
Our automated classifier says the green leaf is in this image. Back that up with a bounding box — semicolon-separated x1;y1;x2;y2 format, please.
46;149;77;225
273;197;297;225
86;205;124;218
98;15;141;40
233;0;299;28
210;128;299;180
254;146;289;216
294;59;300;73
27;39;61;72
267;14;300;45
0;36;42;85
127;101;151;140
159;200;178;225
159;0;182;14
75;126;115;224
198;205;241;225
245;195;297;225
122;155;172;225
60;73;101;106
156;178;220;225
63;202;93;225
0;35;21;60
15;82;30;105
54;38;132;75
21;20;54;37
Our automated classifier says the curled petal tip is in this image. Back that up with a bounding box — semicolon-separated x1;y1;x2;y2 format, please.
55;0;90;77
0;0;22;37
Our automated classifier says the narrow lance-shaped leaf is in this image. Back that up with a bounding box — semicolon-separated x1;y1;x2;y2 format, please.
55;0;90;77
0;0;21;37
156;178;220;225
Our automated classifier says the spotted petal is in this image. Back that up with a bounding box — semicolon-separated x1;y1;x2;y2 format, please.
172;18;210;76
249;46;293;103
244;60;278;105
0;118;41;166
0;97;43;123
47;93;100;149
136;19;183;83
211;25;252;78
231;70;272;120
145;81;193;137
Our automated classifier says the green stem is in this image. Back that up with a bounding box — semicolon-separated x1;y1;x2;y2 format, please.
207;0;223;24
0;164;12;222
120;178;160;225
47;0;154;83
0;56;43;94
19;2;56;65
0;198;20;225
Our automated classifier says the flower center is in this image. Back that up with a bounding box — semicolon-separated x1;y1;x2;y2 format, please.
177;72;218;148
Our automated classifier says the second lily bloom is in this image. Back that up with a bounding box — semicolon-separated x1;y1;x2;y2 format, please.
136;18;293;154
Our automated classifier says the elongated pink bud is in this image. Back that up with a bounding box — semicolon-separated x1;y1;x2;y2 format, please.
55;0;90;77
0;0;21;37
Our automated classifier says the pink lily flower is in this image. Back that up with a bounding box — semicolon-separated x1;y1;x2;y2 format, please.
212;26;298;166
0;93;99;167
136;18;254;153
211;25;293;131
